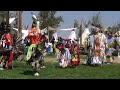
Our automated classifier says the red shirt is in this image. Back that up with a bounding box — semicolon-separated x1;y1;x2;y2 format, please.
1;33;13;46
26;28;42;44
5;33;13;46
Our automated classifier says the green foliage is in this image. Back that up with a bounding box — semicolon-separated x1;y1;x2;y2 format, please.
0;11;5;24
74;19;79;28
38;11;63;40
110;24;120;34
38;11;63;29
90;12;103;28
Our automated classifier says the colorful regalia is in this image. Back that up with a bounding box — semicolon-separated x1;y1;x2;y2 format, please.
83;36;89;51
70;44;80;67
26;27;42;61
106;35;115;61
94;33;107;61
57;45;71;68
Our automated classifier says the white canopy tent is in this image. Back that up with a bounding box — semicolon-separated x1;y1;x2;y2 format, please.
52;32;58;42
54;28;79;41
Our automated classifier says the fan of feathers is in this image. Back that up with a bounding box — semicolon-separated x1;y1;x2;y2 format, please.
12;36;26;61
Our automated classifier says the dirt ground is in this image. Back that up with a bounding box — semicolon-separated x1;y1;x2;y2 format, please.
113;56;120;63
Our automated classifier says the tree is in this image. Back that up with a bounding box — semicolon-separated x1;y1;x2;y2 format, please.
111;25;119;34
109;22;120;34
117;24;120;29
0;11;6;24
116;23;120;32
74;19;79;28
38;11;63;29
90;12;103;28
38;11;64;39
0;11;7;36
86;20;91;28
79;18;86;46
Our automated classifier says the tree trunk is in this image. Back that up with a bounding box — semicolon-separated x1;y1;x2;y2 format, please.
18;11;22;39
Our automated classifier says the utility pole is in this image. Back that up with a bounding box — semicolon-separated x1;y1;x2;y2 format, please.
18;11;22;38
6;11;9;26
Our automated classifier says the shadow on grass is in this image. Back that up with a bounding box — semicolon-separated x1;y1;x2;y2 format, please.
81;64;90;66
55;65;79;69
12;65;19;69
20;70;33;76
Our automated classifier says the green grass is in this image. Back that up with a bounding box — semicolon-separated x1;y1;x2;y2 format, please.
0;55;120;79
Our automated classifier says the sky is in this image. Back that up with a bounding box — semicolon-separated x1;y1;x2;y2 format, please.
22;11;120;29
